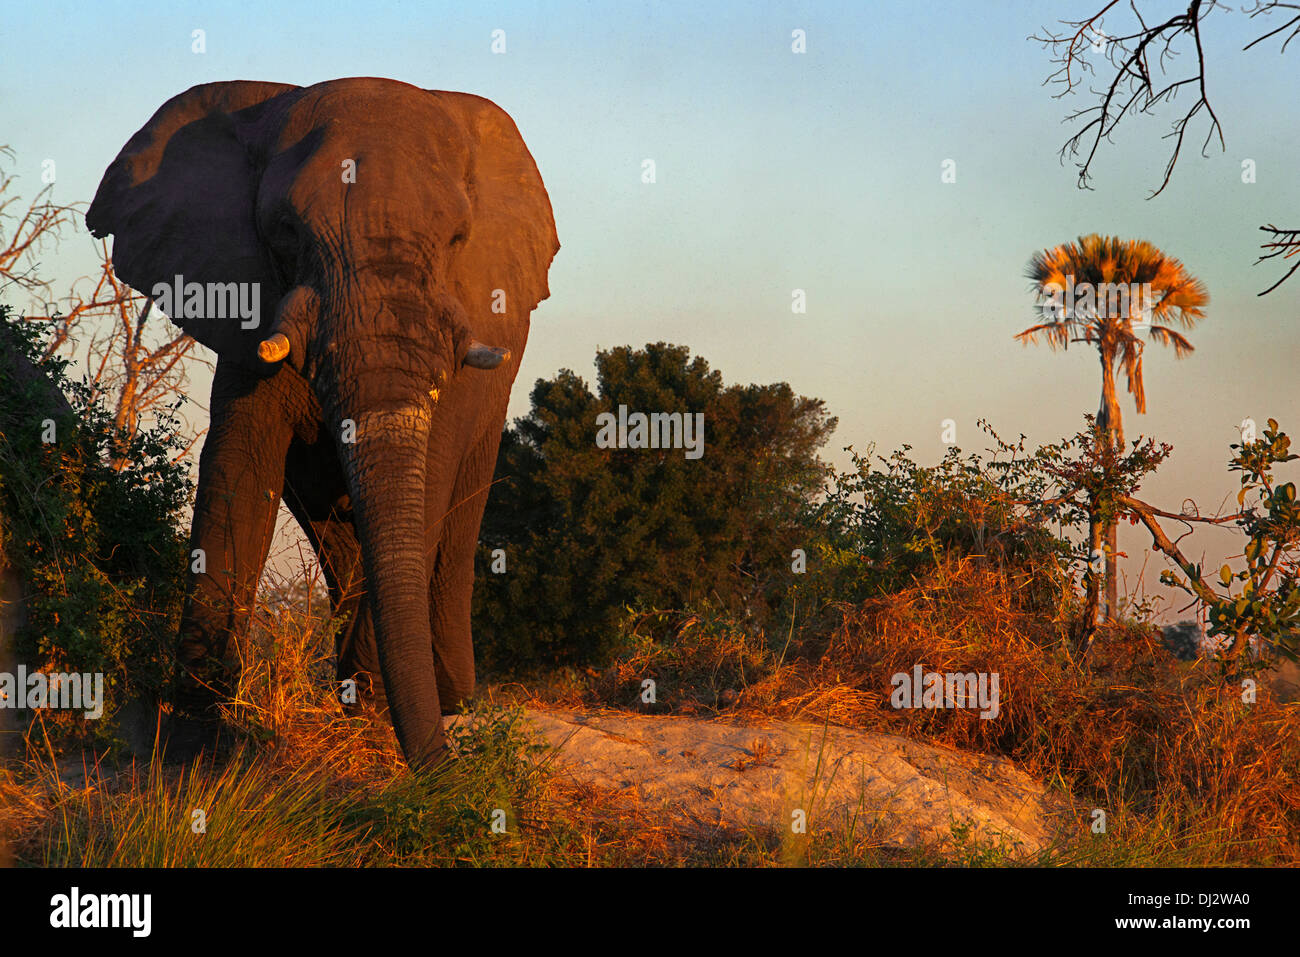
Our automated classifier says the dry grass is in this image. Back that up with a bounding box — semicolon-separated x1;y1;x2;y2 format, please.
731;558;1300;864
493;555;1300;864
495;607;778;715
7;553;1298;866
3;563;571;867
3;564;786;867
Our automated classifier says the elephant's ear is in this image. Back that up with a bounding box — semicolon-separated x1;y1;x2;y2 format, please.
86;81;299;355
431;92;560;328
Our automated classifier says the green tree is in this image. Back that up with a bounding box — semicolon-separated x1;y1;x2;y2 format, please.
473;342;835;669
1018;234;1207;621
0;307;192;744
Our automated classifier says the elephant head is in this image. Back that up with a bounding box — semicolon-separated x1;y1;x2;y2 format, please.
87;78;559;767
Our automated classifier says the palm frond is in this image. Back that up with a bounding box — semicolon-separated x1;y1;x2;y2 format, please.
1024;234;1207;418
1122;346;1147;414
1015;321;1072;350
1147;324;1195;357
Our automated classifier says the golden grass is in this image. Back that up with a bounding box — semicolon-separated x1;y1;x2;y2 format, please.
476;555;1300;863
733;558;1300;863
7;554;1297;866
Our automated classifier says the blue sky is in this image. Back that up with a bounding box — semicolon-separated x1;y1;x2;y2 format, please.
3;0;1298;617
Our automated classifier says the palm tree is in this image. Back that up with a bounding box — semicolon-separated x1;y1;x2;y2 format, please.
1019;235;1208;623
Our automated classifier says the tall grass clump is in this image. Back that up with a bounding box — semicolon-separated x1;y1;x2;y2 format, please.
743;557;1300;863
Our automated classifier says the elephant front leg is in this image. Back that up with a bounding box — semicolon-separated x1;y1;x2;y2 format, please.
427;431;502;715
175;362;298;719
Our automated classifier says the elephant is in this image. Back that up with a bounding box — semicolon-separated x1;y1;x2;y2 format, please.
86;77;559;770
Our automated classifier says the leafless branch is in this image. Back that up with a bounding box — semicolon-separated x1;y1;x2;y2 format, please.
1257;223;1300;295
1031;0;1227;198
1243;0;1300;50
64;243;209;468
1120;494;1224;606
1034;3;1300;293
0;146;78;301
1;148;208;469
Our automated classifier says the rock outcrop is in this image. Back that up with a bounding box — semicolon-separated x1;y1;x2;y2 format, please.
504;708;1063;853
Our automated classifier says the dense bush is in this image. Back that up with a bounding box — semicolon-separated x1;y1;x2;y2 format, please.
479;336;1297;712
790;425;1078;628
0;306;191;742
473;347;1118;673
473;342;836;670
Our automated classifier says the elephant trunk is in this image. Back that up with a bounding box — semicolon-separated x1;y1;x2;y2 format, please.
336;399;445;770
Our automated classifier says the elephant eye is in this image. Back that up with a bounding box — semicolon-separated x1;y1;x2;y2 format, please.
266;218;305;276
270;219;299;250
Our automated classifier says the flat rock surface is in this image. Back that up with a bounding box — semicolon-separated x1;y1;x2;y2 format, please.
487;708;1062;852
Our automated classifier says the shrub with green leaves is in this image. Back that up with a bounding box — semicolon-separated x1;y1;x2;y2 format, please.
0;306;192;743
794;421;1079;624
473;342;835;670
1160;417;1300;670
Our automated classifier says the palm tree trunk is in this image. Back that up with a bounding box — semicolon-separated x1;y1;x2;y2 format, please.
1098;347;1124;621
1078;502;1103;653
1105;513;1119;619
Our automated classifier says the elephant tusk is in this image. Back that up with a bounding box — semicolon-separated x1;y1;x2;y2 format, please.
258;332;291;363
464;339;510;369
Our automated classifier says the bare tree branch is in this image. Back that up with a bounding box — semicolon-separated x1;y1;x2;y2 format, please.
0;145;78;302
1243;0;1300;50
1031;0;1227;198
1;148;209;468
1035;3;1300;293
1257;223;1300;295
1121;493;1223;606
